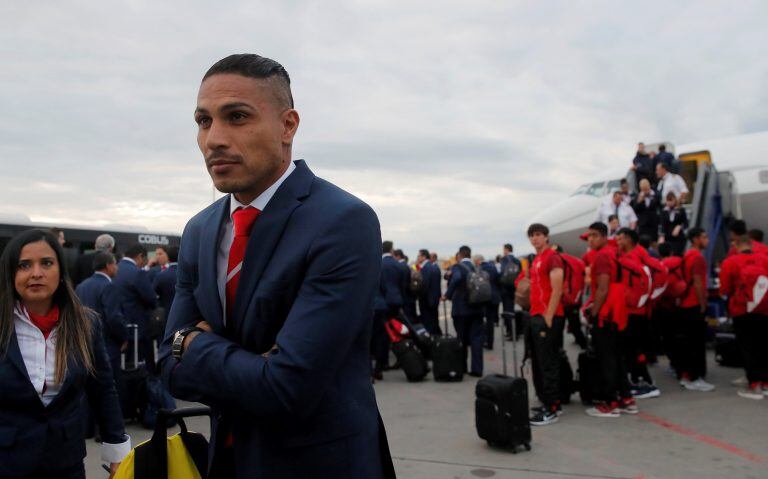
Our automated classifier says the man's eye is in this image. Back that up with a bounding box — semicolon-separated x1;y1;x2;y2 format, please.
196;116;211;127
230;112;247;122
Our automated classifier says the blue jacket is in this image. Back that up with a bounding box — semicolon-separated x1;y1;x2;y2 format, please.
480;261;501;305
0;317;126;476
380;255;405;310
76;273;128;361
419;262;442;308
445;259;483;317
159;161;395;479
153;264;178;313
113;259;157;337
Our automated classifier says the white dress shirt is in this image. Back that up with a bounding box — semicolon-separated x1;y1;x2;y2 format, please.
596;201;638;228
13;303;131;463
659;173;689;201
217;161;296;320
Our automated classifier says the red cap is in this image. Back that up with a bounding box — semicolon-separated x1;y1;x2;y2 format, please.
579;231;589;241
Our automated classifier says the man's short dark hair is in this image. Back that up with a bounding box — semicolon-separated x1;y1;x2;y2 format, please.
419;249;430;259
503;243;513;252
393;249;404;259
588;222;608;236
93;252;116;271
687;227;705;242
382;241;393;253
638;234;652;249
729;219;748;236
659;144;666;152
124;244;148;260
203;53;294;109
658;242;672;258
607;214;618;223
166;246;179;263
617;228;638;245
458;245;472;258
527;223;549;237
620;178;628;185
748;229;764;243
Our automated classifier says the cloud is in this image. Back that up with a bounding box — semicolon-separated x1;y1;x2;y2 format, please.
1;0;767;258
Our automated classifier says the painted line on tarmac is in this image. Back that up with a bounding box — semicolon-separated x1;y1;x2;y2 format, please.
391;456;634;479
637;412;765;464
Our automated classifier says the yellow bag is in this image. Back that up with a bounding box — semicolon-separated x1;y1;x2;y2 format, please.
114;407;210;479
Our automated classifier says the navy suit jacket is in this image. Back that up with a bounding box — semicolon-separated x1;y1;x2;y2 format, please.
76;273;128;361
153;264;178;313
481;261;501;305
420;262;442;308
113;259;157;337
159;160;395;479
445;260;483;317
380;255;405;310
0;318;126;476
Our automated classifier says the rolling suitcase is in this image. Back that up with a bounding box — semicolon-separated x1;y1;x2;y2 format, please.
475;312;532;452
391;339;429;382
432;302;464;382
398;313;434;360
122;323;148;423
559;350;575;404
715;332;743;367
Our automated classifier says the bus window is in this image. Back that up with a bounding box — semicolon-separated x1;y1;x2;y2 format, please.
586;182;606;197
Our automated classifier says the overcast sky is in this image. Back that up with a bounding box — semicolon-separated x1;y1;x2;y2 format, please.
1;1;766;258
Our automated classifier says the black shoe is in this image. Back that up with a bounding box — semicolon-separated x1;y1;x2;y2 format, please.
530;409;559;426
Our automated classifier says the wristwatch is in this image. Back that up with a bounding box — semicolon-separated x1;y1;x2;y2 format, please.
172;326;204;360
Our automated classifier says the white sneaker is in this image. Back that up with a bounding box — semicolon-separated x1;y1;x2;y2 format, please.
679;378;693;389
737;384;764;400
688;378;715;392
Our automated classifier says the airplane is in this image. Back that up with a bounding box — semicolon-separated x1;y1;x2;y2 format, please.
528;130;768;264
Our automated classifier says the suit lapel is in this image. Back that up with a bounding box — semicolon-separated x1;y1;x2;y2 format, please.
6;329;32;384
232;160;314;334
200;196;230;332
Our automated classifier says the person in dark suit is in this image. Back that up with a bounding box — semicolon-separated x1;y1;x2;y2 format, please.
443;245;484;377
417;249;442;336
113;243;157;371
72;233;115;286
633;178;660;242
476;255;501;350
75;252;128;413
372;240;404;379
152;245;179;314
500;243;522;339
659;192;689;256
0;229;128;478
393;249;416;323
158;54;395;479
631;142;655;189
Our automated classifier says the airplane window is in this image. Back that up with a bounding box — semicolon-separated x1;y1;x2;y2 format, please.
586;182;605;197
606;179;621;193
571;184;590;196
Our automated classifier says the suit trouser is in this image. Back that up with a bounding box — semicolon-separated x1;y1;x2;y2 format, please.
483;303;500;348
528;315;565;408
673;307;708;380
593;321;632;402
733;314;768;384
371;310;392;373
624;314;653;384
453;314;484;374
418;299;442;336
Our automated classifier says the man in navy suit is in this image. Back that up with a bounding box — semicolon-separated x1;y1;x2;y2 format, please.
153;245;179;313
500;243;522;339
443;245;484;377
476;255;501;350
76;252;128;387
158;54;395;479
417;248;442;335
114;243;158;371
372;241;406;379
393;249;416;323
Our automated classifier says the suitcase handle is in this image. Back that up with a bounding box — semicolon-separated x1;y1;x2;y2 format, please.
500;312;518;376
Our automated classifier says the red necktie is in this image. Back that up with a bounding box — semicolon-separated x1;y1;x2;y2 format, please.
226;206;261;323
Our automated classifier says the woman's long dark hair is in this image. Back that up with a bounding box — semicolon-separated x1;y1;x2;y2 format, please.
0;229;94;383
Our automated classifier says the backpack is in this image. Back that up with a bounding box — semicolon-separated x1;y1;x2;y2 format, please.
460;263;492;305
661;256;687;300
560;253;586;308
641;255;669;300
410;268;424;294
617;254;652;309
736;255;768;314
499;257;521;287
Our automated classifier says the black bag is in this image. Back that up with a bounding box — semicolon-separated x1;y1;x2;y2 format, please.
391;340;428;382
475;312;531;452
559;351;575;404
460;263;492;305
398;313;434;360
715;332;743;367
499;258;521;287
577;348;603;405
432;303;464;382
410;269;424;294
148;307;167;341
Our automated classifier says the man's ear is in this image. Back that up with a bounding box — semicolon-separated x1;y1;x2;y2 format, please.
282;109;300;146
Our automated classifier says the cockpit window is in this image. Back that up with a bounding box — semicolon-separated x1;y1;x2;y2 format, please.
571;184;589;196
585;182;606;197
605;179;621;193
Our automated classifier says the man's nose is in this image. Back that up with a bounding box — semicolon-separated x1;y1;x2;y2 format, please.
205;118;230;151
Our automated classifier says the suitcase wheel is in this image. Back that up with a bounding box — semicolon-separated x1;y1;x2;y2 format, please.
524;443;532;451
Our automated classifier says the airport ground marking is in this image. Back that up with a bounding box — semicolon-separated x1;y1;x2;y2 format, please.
391;456;634;479
637;412;765;464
